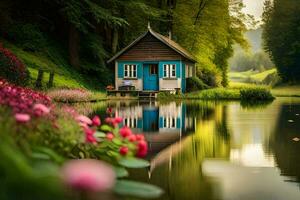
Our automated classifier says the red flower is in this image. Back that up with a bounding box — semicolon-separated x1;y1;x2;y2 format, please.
127;134;136;142
106;107;113;115
136;134;145;141
119;146;129;156
114;117;123;124
119;126;132;138
136;140;148;158
106;133;114;141
86;134;97;144
92;116;101;126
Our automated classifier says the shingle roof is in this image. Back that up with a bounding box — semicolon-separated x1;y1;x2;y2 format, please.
107;27;196;63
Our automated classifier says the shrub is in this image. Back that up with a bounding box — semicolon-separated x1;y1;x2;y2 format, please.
187;88;240;100
240;87;274;101
0;43;29;85
186;76;209;92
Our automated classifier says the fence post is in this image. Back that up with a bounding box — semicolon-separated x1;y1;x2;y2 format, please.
47;71;54;88
35;69;44;88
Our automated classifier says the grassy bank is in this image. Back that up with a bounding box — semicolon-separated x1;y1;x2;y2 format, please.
1;39;107;91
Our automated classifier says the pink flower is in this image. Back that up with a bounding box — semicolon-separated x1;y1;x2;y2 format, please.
33;103;50;117
86;134;97;144
106;107;113;115
119;146;129;156
15;113;30;123
119;126;132;138
136;134;145;141
76;115;92;125
92;116;101;126
61;159;116;192
106;133;114;141
127;134;136;142
114;117;123;124
136;140;148;158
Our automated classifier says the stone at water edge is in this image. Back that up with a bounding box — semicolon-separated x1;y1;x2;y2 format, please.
288;120;294;123
292;137;300;142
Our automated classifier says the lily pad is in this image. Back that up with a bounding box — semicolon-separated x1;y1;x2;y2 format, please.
114;167;128;178
114;180;163;198
118;157;150;168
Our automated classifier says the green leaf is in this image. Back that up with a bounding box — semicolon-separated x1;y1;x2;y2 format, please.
112;138;122;145
95;131;106;138
118;157;150;168
114;180;163;198
114;167;128;178
32;146;65;164
100;125;113;132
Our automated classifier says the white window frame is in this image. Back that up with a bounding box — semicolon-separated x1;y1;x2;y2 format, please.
163;64;176;78
163;116;177;129
124;64;137;78
124;117;138;128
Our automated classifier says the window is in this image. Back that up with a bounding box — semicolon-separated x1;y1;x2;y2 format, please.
163;117;176;128
163;64;176;78
149;64;158;75
124;117;138;128
124;64;137;78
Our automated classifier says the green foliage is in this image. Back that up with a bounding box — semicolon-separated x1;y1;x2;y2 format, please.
230;51;274;72
240;87;274;101
187;88;241;100
114;180;163;199
186;76;209;92
7;24;48;52
263;0;300;83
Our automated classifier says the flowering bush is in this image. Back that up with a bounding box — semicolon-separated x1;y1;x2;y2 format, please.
0;43;29;85
0;79;163;199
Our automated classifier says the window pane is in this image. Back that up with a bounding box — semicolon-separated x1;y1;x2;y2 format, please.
171;64;176;77
124;65;128;77
163;65;168;77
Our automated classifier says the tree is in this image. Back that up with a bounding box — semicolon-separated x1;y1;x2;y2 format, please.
263;0;300;82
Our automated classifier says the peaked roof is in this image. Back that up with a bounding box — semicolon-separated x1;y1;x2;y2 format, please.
107;27;196;63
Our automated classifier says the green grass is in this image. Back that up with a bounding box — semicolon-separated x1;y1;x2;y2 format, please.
229;69;277;84
1;39;103;91
271;85;300;97
185;88;241;100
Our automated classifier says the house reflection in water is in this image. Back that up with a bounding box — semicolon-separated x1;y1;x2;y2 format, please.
114;102;196;156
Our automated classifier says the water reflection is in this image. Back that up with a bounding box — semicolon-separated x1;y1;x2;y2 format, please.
90;98;300;200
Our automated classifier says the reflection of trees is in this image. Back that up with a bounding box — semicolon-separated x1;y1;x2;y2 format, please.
129;103;230;200
269;104;300;185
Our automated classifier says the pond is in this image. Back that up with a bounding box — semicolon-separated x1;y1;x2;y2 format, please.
90;97;300;200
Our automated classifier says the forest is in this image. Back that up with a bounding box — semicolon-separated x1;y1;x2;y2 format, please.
0;0;251;89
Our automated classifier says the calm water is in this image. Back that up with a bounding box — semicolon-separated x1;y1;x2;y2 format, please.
95;98;300;200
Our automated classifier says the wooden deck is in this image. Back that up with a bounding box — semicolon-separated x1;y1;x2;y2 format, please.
107;90;158;100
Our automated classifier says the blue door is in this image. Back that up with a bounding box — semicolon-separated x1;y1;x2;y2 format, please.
143;108;159;132
143;64;159;91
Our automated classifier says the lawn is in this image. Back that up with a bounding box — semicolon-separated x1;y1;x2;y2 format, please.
229;68;277;84
271;85;300;97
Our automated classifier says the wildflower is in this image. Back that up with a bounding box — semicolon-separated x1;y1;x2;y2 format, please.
136;134;145;141
76;115;92;125
84;128;97;144
61;159;116;192
106;107;113;115
33;103;50;116
127;134;136;142
119;126;132;138
136;140;148;158
92;115;101;126
114;117;123;124
15;113;30;123
119;146;129;156
106;133;114;141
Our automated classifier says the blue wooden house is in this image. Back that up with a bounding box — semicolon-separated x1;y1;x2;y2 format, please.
107;25;196;93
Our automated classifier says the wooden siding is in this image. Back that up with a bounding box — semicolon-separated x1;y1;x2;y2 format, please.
117;33;183;61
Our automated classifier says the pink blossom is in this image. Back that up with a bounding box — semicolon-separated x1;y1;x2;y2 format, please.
76;115;92;125
61;159;116;192
136;140;148;158
33;103;50;116
119;126;132;138
106;133;114;141
92;115;101;126
136;134;145;141
15;113;30;123
114;117;123;124
119;146;129;156
127;134;136;142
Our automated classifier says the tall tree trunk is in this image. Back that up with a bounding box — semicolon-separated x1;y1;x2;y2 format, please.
112;27;119;54
68;24;80;68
